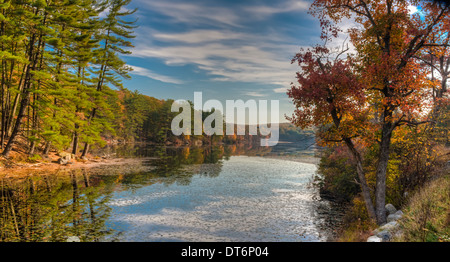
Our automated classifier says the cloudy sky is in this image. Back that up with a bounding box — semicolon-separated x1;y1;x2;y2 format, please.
122;0;323;124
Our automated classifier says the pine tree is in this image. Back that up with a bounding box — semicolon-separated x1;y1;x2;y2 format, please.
1;0;50;157
80;0;137;158
69;0;103;155
0;0;148;159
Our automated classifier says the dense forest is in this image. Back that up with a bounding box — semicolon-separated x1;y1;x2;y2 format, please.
0;0;313;162
0;0;141;159
106;90;315;147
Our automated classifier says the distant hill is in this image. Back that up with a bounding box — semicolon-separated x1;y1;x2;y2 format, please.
278;123;315;142
232;122;315;143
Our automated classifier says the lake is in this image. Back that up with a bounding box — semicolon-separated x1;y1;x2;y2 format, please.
0;143;344;242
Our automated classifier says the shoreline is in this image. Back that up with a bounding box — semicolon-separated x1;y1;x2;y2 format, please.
0;154;320;177
263;154;320;165
0;145;320;177
0;156;157;177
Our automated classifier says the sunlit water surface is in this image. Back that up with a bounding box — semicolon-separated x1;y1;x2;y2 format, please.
107;156;325;242
0;144;344;242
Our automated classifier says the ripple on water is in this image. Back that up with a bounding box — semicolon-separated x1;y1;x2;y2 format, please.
106;156;331;242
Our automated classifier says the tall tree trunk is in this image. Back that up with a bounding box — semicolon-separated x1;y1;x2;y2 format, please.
81;35;109;159
1;85;11;149
329;103;377;222
2;4;46;157
43;141;51;156
344;138;377;222
72;66;83;156
433;55;449;118
0;61;6;149
72;130;79;155
81;142;89;158
7;73;24;137
0;13;6;149
2;82;31;157
2;57;36;157
374;120;394;225
80;105;97;158
28;140;36;155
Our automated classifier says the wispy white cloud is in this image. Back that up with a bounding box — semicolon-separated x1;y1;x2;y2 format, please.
243;91;266;97
137;0;310;27
130;0;314;91
273;87;289;93
128;65;184;84
137;0;242;27
244;0;309;17
132;41;299;87
153;30;246;44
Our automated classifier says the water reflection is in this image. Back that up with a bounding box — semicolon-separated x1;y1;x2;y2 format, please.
0;169;114;242
0;144;275;242
0;143;339;242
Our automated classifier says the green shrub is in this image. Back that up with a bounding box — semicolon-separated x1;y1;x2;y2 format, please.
336;196;378;242
316;146;361;202
27;154;42;163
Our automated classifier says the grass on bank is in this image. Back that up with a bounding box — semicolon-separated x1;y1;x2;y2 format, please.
396;175;450;242
336;175;449;242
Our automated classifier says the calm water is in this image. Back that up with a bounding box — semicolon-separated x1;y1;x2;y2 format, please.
0;143;344;242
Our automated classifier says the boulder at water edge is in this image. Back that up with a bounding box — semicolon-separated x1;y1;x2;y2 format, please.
367;236;382;242
387;210;404;223
385;203;397;215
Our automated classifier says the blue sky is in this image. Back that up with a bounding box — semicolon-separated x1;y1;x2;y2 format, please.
120;0;322;124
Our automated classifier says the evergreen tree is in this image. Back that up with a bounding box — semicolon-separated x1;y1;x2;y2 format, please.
1;0;50;157
80;0;137;158
0;0;139;158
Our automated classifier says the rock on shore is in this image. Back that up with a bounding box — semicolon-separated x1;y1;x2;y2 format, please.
367;203;404;242
57;151;76;165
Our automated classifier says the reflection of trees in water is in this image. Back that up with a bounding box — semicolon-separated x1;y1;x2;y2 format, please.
148;145;225;184
98;142;278;159
0;169;114;242
92;143;278;185
0;145;232;242
0;143;283;242
151;144;279;180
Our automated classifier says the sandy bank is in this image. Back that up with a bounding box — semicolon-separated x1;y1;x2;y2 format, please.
0;156;158;177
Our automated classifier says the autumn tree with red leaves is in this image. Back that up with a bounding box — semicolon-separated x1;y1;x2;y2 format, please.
288;0;450;224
